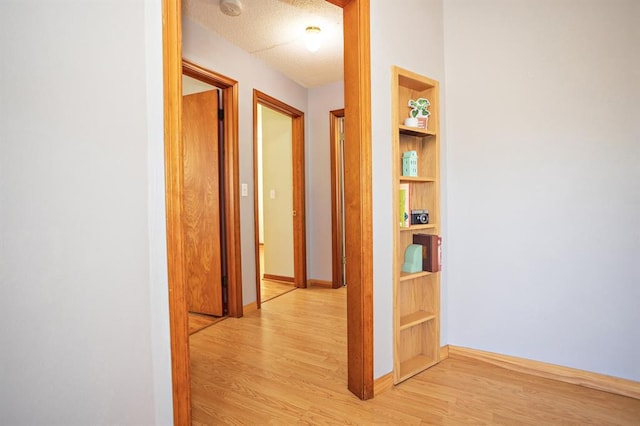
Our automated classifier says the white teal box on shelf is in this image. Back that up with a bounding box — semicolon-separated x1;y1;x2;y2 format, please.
402;151;418;177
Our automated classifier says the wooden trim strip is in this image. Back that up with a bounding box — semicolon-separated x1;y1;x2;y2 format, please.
252;91;262;311
448;345;640;400
329;109;345;289
373;373;394;396
307;279;333;288
343;0;373;400
439;344;450;360
291;114;307;289
326;0;349;7
162;0;190;423
254;89;304;117
223;79;243;318
182;60;236;87
263;274;295;284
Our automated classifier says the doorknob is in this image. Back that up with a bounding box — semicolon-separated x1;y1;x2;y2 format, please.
292;210;297;216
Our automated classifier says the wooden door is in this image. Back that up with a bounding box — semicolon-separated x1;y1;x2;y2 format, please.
182;90;223;316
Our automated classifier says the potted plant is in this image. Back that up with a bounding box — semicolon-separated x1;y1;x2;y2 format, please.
404;97;431;128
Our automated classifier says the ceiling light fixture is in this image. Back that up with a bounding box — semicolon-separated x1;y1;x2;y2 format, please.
305;26;322;52
220;0;242;17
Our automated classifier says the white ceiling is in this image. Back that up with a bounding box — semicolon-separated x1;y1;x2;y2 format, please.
183;0;344;88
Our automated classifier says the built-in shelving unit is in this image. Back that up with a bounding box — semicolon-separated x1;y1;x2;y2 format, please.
392;66;442;384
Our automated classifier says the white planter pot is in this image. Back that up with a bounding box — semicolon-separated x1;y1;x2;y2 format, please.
404;117;418;127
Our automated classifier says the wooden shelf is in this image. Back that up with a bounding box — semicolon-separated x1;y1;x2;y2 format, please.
399;125;436;137
399;271;432;282
400;224;437;232
400;310;436;330
398;354;438;382
393;66;441;385
399;176;436;183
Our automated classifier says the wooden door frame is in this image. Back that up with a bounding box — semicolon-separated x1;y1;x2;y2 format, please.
162;0;372;423
182;60;243;318
338;0;374;401
330;109;345;289
253;90;307;310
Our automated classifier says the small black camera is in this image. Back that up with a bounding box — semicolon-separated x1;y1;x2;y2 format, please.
411;209;429;225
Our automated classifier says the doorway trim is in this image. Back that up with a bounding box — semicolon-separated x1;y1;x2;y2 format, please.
330;109;345;289
182;60;243;318
162;0;189;423
336;0;374;400
253;90;307;309
162;0;372;423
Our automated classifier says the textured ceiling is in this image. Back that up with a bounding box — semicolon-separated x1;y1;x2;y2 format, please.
183;0;343;88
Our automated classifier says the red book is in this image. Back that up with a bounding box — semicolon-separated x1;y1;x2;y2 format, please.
412;234;442;272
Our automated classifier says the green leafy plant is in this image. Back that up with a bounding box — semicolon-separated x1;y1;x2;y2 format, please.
408;98;431;118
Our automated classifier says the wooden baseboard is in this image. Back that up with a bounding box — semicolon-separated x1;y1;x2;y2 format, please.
263;273;294;284
374;372;393;396
439;344;450;360
307;279;333;288
448;345;640;400
243;301;257;314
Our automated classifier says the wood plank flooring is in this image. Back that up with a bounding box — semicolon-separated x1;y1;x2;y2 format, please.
188;313;226;335
189;286;640;425
261;279;296;303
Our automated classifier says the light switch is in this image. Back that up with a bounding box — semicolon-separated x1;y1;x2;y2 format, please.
241;183;248;197
270;189;276;199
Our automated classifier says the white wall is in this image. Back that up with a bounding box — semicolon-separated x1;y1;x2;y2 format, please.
307;81;345;281
0;0;172;423
183;16;308;305
261;106;295;278
370;0;446;378
144;0;174;423
444;0;640;381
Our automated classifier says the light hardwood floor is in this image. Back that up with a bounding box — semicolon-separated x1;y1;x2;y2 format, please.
189;286;640;425
259;244;295;303
261;279;295;303
188;313;226;335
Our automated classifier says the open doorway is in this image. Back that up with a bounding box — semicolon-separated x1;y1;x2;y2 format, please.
253;90;307;308
181;60;243;322
162;1;374;422
256;104;298;303
182;74;226;334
